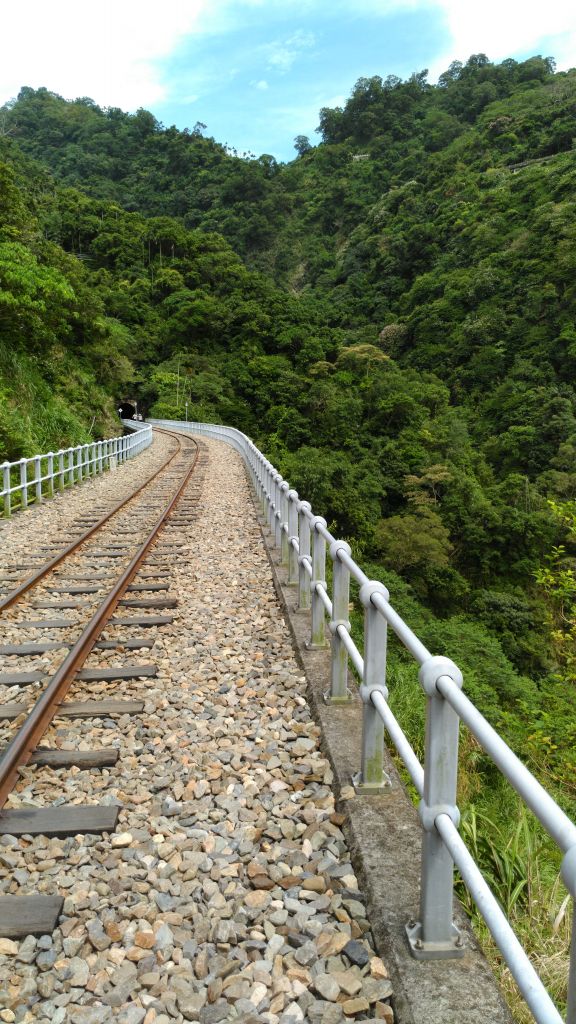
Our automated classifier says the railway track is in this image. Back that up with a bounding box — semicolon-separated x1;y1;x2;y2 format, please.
0;426;207;938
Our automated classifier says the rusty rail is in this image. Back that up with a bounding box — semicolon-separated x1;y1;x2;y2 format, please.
0;431;199;807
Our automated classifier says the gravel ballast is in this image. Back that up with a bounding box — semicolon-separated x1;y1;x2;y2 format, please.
0;436;393;1024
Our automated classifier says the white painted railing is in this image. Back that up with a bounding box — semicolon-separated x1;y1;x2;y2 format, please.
0;422;152;517
151;418;575;1024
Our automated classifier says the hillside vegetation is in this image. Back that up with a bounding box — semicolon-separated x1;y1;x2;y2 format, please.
2;54;576;1016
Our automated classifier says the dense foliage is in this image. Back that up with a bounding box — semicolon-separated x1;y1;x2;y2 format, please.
2;55;576;1014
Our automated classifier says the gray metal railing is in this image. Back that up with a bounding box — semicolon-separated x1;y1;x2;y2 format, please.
1;422;152;517
152;418;576;1024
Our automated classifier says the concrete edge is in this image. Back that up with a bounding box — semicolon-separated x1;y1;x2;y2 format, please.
254;509;515;1024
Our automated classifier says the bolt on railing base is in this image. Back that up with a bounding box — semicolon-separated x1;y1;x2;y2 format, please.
323;687;354;705
405;920;464;960
306;639;328;651
352;770;391;794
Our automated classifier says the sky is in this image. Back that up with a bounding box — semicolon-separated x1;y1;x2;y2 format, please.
1;0;575;161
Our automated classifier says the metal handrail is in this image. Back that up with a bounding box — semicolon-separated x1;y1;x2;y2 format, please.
0;422;152;517
150;417;575;1024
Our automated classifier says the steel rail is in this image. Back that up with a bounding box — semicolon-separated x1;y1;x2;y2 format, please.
0;427;184;613
0;432;200;808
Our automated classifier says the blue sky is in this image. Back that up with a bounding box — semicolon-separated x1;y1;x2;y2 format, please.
154;5;446;158
1;0;575;161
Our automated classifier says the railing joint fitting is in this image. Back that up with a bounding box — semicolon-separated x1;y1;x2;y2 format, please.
360;682;389;705
359;580;389;607
418;655;463;697
418;801;460;832
329;538;351;562
310;514;327;532
329;618;351;636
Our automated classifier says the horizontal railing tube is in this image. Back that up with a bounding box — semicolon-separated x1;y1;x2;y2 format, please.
437;675;576;853
0;423;152;517
436;813;563;1024
147;416;576;1022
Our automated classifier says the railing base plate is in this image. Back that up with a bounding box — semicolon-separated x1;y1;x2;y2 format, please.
352;770;391;794
405;920;465;960
324;688;353;705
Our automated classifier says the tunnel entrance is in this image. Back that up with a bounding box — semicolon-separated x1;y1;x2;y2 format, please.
118;401;136;419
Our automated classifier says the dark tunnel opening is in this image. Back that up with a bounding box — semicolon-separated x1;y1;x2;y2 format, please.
118;401;136;419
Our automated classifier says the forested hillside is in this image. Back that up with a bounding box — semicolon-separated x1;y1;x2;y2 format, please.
2;54;576;1014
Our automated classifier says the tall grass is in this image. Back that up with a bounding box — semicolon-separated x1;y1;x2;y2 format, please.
384;654;572;1021
459;804;570;1022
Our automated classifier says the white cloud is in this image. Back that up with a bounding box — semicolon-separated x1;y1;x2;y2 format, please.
1;0;574;119
264;30;316;73
322;0;576;76
424;0;576;79
0;0;212;109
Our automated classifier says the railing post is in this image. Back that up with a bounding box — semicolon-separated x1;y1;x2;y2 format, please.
258;457;267;514
261;459;268;515
561;848;576;1022
55;452;63;491
46;453;54;498
298;501;312;611
327;540;353;704
2;462;11;517
354;581;390;792
287;489;299;584
67;449;74;487
19;459;28;509
273;473;283;548
77;447;83;482
34;456;42;503
98;441;103;474
280;482;289;566
267;469;276;535
406;656;464;959
309;517;328;648
57;451;65;492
